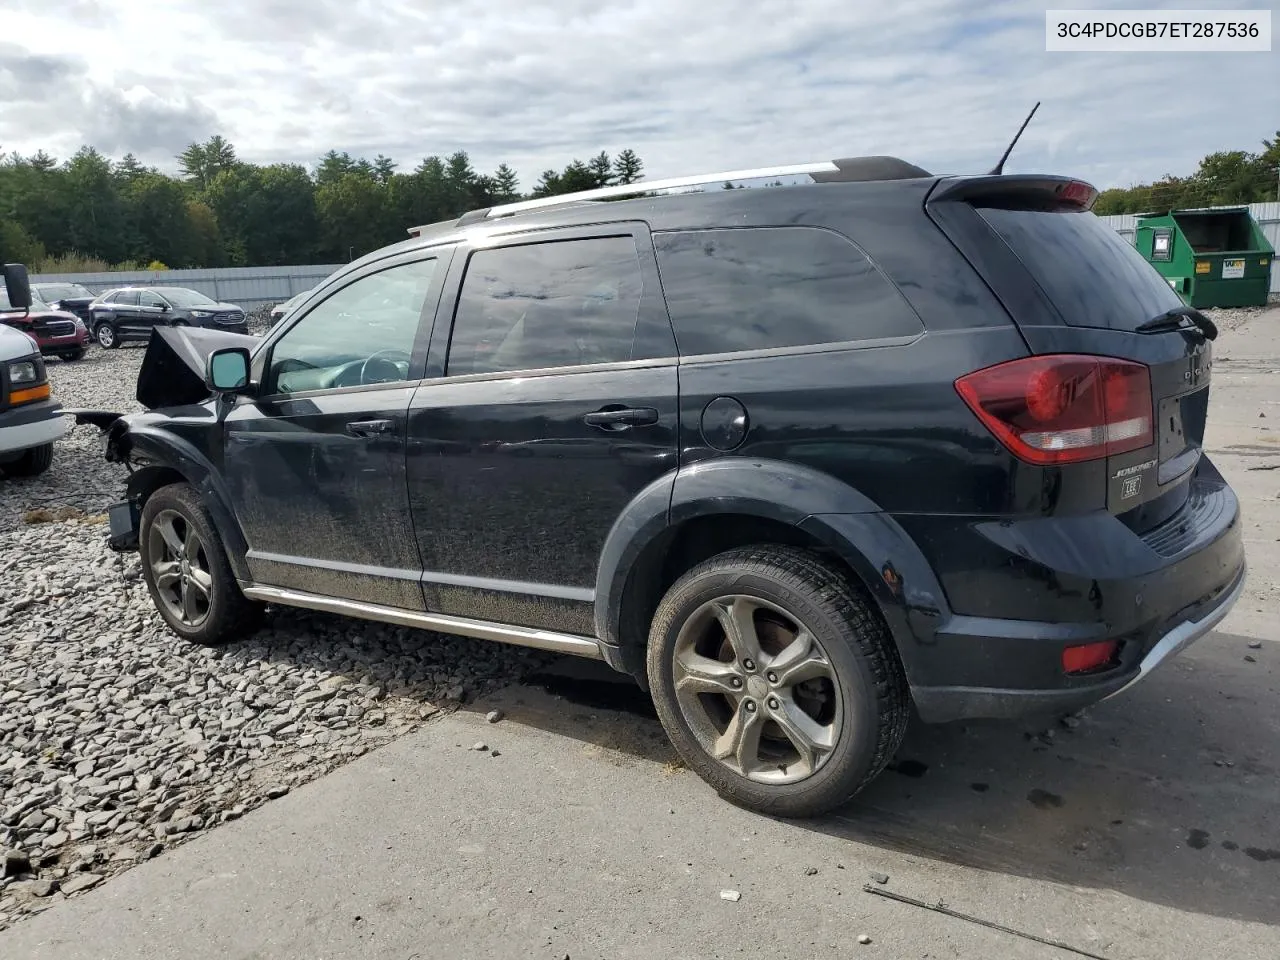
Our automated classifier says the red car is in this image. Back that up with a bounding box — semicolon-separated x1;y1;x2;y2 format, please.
0;289;90;362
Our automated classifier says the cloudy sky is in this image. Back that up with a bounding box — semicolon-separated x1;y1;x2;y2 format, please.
1;0;1276;191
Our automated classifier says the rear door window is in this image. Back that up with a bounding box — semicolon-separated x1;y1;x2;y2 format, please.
653;226;923;357
446;236;644;376
114;291;139;307
975;207;1185;331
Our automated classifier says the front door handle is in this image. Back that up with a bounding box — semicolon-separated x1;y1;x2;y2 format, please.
345;419;395;439
583;406;660;430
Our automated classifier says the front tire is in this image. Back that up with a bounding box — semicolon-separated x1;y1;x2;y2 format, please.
646;546;909;818
94;322;119;349
139;483;262;646
4;443;54;477
60;349;87;362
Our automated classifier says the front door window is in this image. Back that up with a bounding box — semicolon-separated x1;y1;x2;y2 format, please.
267;259;438;395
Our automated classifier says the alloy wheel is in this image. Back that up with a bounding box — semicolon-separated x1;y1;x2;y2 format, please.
671;595;843;784
148;509;213;627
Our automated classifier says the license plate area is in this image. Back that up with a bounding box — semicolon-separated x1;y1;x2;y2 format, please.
1157;387;1208;485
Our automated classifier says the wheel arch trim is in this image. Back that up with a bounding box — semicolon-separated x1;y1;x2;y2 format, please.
593;458;949;687
123;426;251;581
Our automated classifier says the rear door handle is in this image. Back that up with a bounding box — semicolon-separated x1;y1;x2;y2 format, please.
583;407;660;430
345;419;395;439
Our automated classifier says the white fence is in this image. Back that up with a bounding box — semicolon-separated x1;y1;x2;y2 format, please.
1098;201;1280;296
28;264;344;310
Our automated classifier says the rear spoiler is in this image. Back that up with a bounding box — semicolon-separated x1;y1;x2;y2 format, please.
926;175;1098;212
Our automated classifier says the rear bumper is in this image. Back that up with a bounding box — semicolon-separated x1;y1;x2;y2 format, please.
885;458;1246;722
912;561;1246;722
36;331;90;352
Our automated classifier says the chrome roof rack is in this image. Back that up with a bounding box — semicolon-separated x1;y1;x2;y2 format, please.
407;156;931;236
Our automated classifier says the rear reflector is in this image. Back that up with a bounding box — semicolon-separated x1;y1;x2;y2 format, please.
955;355;1153;465
1062;640;1118;674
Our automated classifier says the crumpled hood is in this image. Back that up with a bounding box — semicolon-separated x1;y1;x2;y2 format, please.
135;325;260;410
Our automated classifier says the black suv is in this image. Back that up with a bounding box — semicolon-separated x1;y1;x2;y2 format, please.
78;157;1245;816
89;286;248;348
31;281;97;324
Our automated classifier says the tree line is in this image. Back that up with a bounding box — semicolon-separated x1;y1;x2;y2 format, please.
0;136;645;272
1093;131;1280;216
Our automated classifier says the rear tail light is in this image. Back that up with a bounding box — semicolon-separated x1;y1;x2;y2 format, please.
1062;640;1118;674
956;355;1153;465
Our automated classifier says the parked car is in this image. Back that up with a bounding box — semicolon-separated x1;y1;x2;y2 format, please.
75;157;1245;817
1;288;90;361
88;286;248;348
269;289;312;321
1;265;66;478
31;281;97;324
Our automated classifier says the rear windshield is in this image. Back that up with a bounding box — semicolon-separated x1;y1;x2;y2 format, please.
976;206;1185;331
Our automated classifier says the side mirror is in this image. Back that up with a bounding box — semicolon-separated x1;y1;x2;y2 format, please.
3;264;32;311
159;302;170;312
206;347;252;394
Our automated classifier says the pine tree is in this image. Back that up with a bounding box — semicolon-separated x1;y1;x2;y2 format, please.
115;154;147;183
373;155;397;184
29;151;57;172
178;142;210;189
557;160;598;194
532;169;561;198
492;163;520;201
315;150;357;186
588;151;613;187
445;151;479;212
612;149;643;184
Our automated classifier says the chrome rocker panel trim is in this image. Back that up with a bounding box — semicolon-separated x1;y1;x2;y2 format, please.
240;584;605;660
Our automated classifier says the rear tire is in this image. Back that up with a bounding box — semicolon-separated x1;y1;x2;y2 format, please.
646;545;910;818
4;443;54;478
95;322;119;349
139;482;263;646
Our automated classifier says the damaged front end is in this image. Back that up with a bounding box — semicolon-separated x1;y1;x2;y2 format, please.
66;325;260;551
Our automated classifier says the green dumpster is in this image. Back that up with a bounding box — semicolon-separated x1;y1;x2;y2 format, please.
1134;207;1273;309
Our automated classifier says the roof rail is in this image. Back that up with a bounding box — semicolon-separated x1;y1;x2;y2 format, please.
406;156;932;235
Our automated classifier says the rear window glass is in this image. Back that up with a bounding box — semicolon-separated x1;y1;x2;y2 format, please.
447;236;644;376
976;207;1185;331
653;227;922;356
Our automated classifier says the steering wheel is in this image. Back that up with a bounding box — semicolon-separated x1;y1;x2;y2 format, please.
359;348;411;385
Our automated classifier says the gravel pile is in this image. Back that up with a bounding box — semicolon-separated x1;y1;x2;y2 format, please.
1;345;547;929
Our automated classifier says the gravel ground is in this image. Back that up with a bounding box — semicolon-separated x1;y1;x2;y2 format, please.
0;341;547;930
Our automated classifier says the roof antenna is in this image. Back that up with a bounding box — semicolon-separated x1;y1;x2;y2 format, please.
988;101;1040;176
